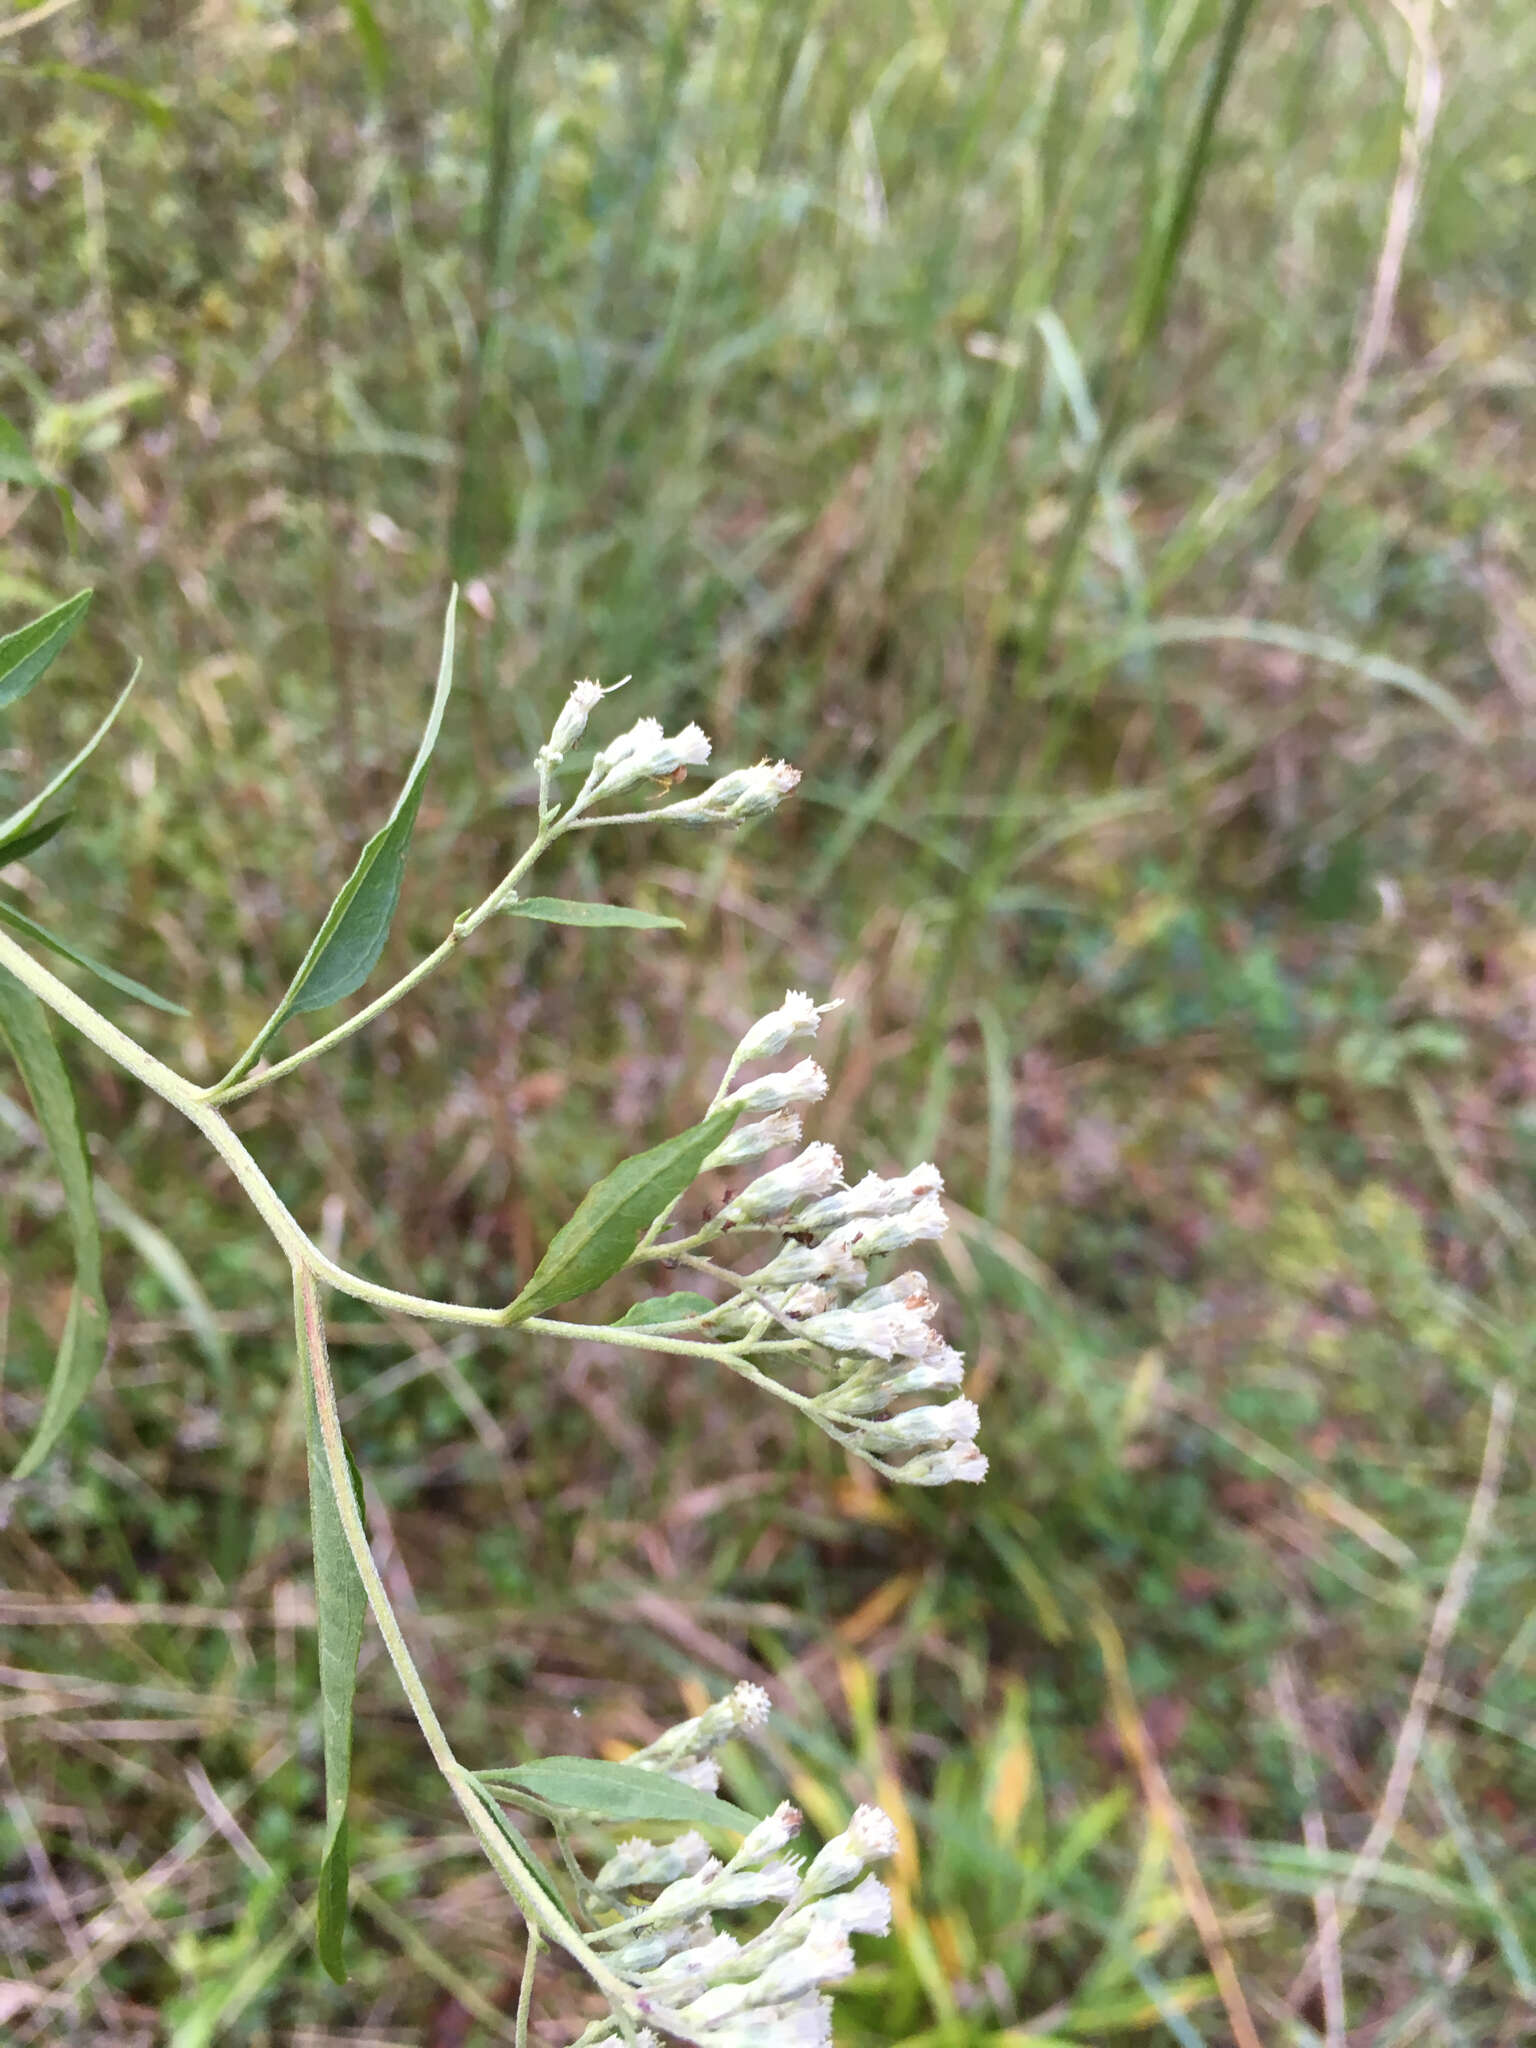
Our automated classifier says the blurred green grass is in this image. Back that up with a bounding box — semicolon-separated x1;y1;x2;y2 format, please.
2;0;1536;2040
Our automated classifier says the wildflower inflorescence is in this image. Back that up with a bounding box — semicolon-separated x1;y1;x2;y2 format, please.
609;986;987;1488
559;1686;898;2048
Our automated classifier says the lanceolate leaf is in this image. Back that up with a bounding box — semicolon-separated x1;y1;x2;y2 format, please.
506;1107;737;1323
613;1291;718;1328
503;897;684;932
222;589;458;1081
477;1757;756;1834
0;662;141;858
0;812;72;867
0;590;92;710
298;1282;367;1985
0;967;107;1479
0;416;47;488
0;899;185;1014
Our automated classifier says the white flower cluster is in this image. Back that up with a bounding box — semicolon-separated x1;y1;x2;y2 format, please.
584;1730;898;2048
537;683;800;828
624;1680;772;1796
667;993;987;1487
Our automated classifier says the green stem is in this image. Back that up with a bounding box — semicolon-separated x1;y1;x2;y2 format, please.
294;1268;643;2010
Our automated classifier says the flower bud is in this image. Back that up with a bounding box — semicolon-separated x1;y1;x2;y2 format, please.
730;990;835;1066
721;1143;843;1225
731;1801;802;1868
748;1239;869;1294
724;1059;827;1115
630;1682;772;1769
796;1806;899;1901
897;1440;989;1485
701;1111;802;1172
672;759;801;825
853;1398;980;1455
795;1165;943;1234
797;1299;941;1363
544;677;607;760
596;1831;714;1894
821;1193;948;1257
594;718;711;799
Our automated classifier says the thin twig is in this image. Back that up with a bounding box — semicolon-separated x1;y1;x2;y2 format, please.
1288;1380;1514;2010
1270;1656;1346;2047
1270;0;1443;563
1092;1610;1265;2048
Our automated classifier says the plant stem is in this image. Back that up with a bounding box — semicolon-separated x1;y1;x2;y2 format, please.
205;817;564;1106
294;1268;645;2011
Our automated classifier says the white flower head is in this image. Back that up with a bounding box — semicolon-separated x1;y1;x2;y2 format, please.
797;1165;944;1234
674;758;802;826
732;990;838;1067
701;1110;803;1172
855;1398;981;1455
732;1801;802;1869
696;1999;833;2048
823;1193;948;1258
850;1271;934;1316
815;1871;893;1938
629;1680;771;1772
898;1440;990;1486
721;1143;843;1225
798;1299;941;1363
594;717;712;799
724;1059;828;1116
749;1238;869;1294
596;1830;715;1895
543;676;616;762
797;1805;900;1902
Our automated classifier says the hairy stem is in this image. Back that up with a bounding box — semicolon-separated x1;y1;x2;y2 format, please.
294;1267;644;2008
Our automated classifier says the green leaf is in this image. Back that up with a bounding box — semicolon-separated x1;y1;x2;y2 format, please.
299;1284;367;1985
0;812;72;867
0;661;140;859
223;589;458;1082
0;416;46;489
342;0;391;89
503;896;684;932
613;1291;719;1328
0;968;107;1479
0;899;186;1014
0;590;93;711
477;1757;757;1834
506;1107;737;1323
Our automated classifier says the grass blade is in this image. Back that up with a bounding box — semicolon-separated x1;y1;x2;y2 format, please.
298;1276;368;1984
0;965;106;1478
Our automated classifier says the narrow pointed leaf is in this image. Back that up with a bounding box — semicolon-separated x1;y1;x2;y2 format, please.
507;1107;737;1323
298;1284;367;1985
0;590;93;710
503;896;684;932
223;590;458;1083
477;1757;756;1834
0;967;107;1478
0;812;72;867
0;899;185;1014
613;1291;719;1328
0;416;46;488
0;662;140;857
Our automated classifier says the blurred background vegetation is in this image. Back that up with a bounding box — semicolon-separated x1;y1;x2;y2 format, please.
2;0;1535;2041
